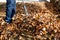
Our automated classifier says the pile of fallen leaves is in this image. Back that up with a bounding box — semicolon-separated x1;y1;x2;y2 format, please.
0;2;60;40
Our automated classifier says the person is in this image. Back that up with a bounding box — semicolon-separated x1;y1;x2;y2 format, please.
2;0;16;25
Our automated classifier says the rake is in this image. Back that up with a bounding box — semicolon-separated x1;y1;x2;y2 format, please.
22;0;29;16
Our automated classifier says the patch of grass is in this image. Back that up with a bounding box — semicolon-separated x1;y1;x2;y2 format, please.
0;5;2;10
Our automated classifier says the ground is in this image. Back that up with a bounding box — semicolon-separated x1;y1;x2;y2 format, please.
0;2;60;40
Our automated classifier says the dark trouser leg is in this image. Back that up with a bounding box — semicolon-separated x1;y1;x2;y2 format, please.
11;4;16;18
5;0;16;23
